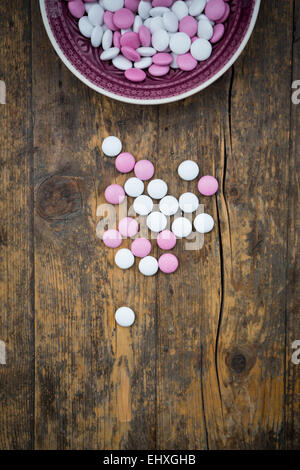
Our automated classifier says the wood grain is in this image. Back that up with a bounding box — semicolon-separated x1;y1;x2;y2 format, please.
0;0;299;450
286;0;300;450
0;0;34;450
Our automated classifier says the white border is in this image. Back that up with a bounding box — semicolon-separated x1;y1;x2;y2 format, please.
40;0;261;105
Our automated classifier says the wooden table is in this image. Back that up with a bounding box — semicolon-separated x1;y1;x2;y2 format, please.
0;0;299;450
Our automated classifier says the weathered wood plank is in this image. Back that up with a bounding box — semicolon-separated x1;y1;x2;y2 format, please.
215;0;294;449
286;0;300;450
0;1;34;450
32;2;158;449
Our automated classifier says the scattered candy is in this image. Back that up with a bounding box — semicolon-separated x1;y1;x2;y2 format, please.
118;217;139;237
124;177;145;197
105;184;126;204
193;213;215;233
159;195;179;216
115;152;136;173
178;160;199;180
134;159;155;180
115;306;135;327
157;230;177;250
147;211;168;232
172;216;192;238
97;135;218;324
198;175;218;195
147;179;168;199
115;248;135;269
158;253;179;273
131;238;152;257
102;135;122;157
67;0;231;81
133;194;154;215
139;256;159;276
103;229;122;248
178;192;199;213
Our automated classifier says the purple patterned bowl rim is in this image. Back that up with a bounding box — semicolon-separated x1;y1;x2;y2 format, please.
40;0;261;105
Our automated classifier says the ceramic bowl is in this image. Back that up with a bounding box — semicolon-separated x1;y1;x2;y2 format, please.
40;0;261;105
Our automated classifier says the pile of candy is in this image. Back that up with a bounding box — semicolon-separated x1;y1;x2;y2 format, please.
98;135;217;281
65;0;231;82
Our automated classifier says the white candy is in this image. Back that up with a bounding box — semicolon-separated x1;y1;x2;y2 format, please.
115;248;135;269
147;179;168;200
149;17;165;34
198;14;214;26
133;15;143;33
159;195;179;216
150;7;169;17
171;1;189;20
172;217;192;238
139;256;158;276
91;25;103;48
197;19;213;40
169;32;191;54
112;55;132;70
88;4;104;26
193;213;214;233
138;1;152;20
152;29;169;52
133;195;153;216
189;0;206;16
85;2;97;14
103;0;124;13
178;160;199;181
191;38;212;61
170;52;179;68
147;212;167;232
115;306;135;327
136;47;156;57
134;57;152;69
124;177;144;198
102;29;113;50
179;192;199;213
100;47;120;60
78;16;94;38
163;11;179;33
102;136;122;157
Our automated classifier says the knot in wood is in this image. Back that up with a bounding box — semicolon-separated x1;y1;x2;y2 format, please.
37;175;82;220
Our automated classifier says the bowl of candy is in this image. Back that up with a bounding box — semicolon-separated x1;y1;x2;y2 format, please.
40;0;261;104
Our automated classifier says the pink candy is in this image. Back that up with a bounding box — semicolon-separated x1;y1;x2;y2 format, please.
68;0;85;19
148;64;170;77
139;25;151;47
205;0;226;22
179;16;198;38
131;238;152;258
157;230;177;250
121;46;141;62
177;53;197;71
198;175;219;196
115;152;136;173
125;0;140;12
152;53;173;66
124;68;146;82
103;11;118;32
113;8;134;29
103;229;122;248
120;32;140;49
134;160;155;180
211;23;225;44
158;253;179;274
105;184;125;205
118;217;139;237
